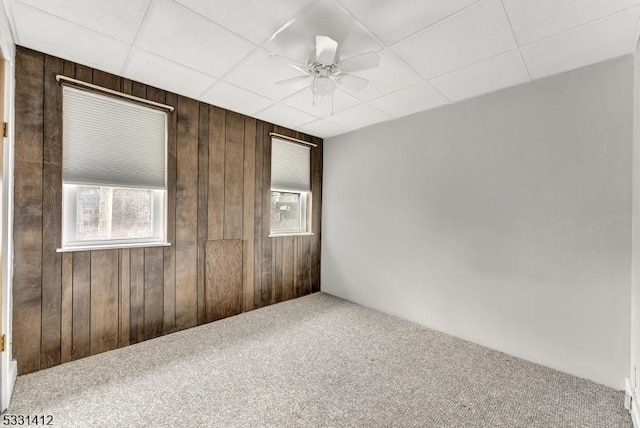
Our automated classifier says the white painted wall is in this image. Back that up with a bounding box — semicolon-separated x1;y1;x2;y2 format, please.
323;56;633;390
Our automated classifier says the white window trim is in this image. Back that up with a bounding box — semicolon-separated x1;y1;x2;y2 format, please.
269;189;313;237
270;136;313;237
57;242;170;253
59;185;168;252
60;86;169;251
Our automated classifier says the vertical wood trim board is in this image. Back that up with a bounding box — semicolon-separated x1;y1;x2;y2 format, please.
12;46;323;375
14;48;44;374
90;250;119;355
242;118;256;312
41;54;63;369
175;96;199;331
197;102;209;325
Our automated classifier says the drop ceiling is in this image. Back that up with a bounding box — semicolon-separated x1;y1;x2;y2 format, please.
5;0;640;138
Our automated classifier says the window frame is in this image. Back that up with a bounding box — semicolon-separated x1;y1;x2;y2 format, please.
269;136;314;237
269;189;312;237
58;85;169;252
60;184;167;252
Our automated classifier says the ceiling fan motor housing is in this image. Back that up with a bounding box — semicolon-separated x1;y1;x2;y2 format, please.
309;61;338;77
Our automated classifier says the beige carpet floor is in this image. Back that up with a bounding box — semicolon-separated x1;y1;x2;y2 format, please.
7;292;632;427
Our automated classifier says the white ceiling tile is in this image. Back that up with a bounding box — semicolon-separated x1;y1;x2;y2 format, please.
340;50;423;101
15;0;150;43
325;104;390;129
225;48;310;100
392;0;517;79
282;88;360;117
368;82;449;118
200;81;273;116
255;103;317;129
124;49;217;100
502;0;640;46
136;0;256;77
174;0;316;44
12;2;129;74
321;119;368;135
520;7;640;79
264;0;382;64
337;0;478;45
10;0;640;137
430;50;530;102
297;119;347;138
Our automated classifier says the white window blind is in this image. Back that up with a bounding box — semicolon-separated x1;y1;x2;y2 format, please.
63;86;167;189
271;138;310;192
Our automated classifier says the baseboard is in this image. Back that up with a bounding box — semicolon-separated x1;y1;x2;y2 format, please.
627;377;640;428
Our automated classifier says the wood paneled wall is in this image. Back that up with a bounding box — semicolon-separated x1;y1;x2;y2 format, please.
13;46;323;375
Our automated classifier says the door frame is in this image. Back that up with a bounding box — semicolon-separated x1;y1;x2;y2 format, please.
0;0;15;412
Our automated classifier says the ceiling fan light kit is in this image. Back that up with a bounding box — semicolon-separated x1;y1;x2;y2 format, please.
311;75;336;98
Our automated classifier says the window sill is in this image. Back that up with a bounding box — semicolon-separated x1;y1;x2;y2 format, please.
57;242;171;253
268;232;314;238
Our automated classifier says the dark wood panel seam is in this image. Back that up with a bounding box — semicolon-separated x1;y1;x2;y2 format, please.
222;118;227;238
38;53;45;371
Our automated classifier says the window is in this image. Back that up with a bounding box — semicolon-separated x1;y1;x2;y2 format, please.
270;137;311;236
61;86;167;250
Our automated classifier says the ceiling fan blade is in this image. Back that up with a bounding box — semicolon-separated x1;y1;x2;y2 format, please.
289;64;310;74
316;35;338;66
340;52;380;72
275;75;311;85
337;73;369;91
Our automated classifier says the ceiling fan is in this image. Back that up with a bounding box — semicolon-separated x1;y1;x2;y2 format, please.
276;35;380;102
